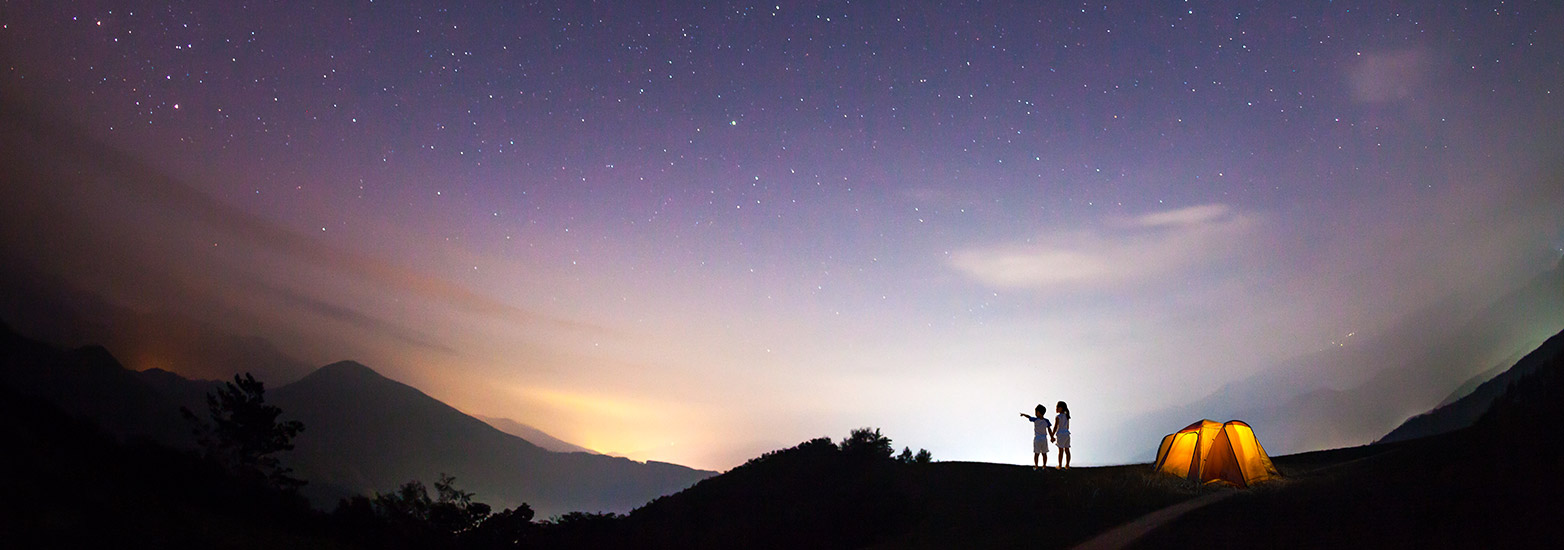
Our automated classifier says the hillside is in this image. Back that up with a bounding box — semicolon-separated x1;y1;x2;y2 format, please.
0;321;191;447
1379;326;1564;444
1108;259;1564;459
271;361;713;517
531;439;1208;550
1126;326;1564;549
478;415;598;455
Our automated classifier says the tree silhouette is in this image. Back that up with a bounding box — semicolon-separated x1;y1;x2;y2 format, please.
364;473;535;547
897;446;935;464
182;372;305;488
839;427;895;461
468;503;536;548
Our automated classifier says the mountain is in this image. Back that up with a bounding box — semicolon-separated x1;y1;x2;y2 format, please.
0;323;712;518
1432;345;1531;408
1378;326;1564;443
0;320;191;447
1108;259;1564;460
477;415;598;455
269;361;712;517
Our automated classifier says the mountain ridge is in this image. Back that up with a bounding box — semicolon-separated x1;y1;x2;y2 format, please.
0;323;713;518
1108;258;1564;459
268;358;714;517
477;415;598;455
1378;326;1564;444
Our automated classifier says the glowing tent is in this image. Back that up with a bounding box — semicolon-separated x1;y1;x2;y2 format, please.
1153;419;1279;488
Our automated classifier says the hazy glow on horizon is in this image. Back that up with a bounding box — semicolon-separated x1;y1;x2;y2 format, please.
2;2;1561;471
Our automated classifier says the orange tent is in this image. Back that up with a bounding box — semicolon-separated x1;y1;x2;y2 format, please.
1153;419;1279;488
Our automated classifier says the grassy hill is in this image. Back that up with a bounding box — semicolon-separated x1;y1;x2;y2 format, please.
1128;329;1564;549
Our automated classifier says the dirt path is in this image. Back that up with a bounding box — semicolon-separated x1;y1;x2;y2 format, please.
1069;490;1235;550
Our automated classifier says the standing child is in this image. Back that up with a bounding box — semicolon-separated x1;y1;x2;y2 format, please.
1053;401;1072;469
1019;404;1054;470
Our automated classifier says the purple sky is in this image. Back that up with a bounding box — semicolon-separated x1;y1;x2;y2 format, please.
3;1;1561;469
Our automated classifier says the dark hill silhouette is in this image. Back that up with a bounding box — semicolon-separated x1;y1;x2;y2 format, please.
135;367;226;412
0;320;190;446
477;414;598;455
1378;326;1564;444
529;436;1207;550
1127;327;1564;549
1110;258;1564;459
269;360;713;518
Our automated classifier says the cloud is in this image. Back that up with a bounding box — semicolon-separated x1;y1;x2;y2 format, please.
1348;48;1430;103
948;204;1256;292
1133;203;1232;228
0;100;604;337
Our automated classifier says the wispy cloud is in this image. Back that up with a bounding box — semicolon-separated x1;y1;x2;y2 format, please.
0;103;604;336
948;204;1256;292
1348;47;1430;104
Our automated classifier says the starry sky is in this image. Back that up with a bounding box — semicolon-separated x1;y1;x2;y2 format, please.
2;1;1562;470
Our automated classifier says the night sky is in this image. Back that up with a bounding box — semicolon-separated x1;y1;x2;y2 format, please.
3;1;1562;469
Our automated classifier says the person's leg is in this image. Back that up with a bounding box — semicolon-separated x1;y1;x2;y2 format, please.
1056;448;1064;469
1032;452;1039;469
1063;448;1072;468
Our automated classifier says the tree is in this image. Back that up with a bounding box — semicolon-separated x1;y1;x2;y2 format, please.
469;504;536;548
913;448;933;464
430;473;490;536
371;473;500;543
839;427;895;461
897;446;914;463
182;372;305;488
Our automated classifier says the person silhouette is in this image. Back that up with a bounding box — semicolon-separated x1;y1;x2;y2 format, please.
1052;401;1072;469
1019;404;1055;470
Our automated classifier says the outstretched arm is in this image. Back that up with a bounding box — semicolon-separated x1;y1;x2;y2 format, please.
1020;413;1035;421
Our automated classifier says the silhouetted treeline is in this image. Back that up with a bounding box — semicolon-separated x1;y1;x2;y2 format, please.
330;474;538;549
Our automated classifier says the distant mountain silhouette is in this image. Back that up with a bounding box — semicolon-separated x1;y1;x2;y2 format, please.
268;360;713;517
1110;259;1564;459
0;324;712;518
0;320;191;446
1378;326;1564;444
477;415;598;455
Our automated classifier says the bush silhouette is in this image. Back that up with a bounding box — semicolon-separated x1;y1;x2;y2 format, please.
346;473;536;548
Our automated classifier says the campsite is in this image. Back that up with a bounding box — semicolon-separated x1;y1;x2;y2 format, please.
5;320;1563;548
4;1;1564;548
